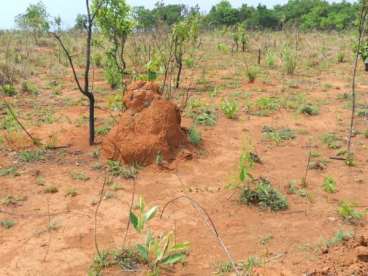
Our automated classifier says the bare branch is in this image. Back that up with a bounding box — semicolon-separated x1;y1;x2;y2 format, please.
51;32;85;95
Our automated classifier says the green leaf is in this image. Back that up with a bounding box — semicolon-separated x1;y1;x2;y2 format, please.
172;242;190;251
144;206;158;222
138;196;145;212
161;253;186;265
136;244;149;261
129;211;139;231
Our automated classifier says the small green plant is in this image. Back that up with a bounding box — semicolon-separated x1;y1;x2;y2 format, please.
240;178;288;211
265;49;276;67
338;201;365;223
337;52;345;63
321;133;342;149
44;186;58;194
282;47;296;75
325;230;353;247
221;99;239;119
70;171;90;181
107;160;138;179
104;55;122;89
254;97;280;116
1;195;26;206
262;126;296;144
65;188;78;197
323;176;336;193
21;81;39;95
130;196;190;275
18;149;45;162
195;107;217;126
297;103;319;116
0;219;16;229
245;66;259;83
0;167;19;177
188;125;202;145
1;84;16;96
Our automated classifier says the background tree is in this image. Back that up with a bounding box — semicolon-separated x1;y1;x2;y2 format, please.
52;0;103;145
15;1;50;44
74;14;88;32
172;16;200;88
93;0;134;89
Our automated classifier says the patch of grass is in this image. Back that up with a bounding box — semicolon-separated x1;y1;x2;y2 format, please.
221;98;239;119
195;107;217;126
240;178;288;211
0;110;19;131
107;160;138;179
65;188;78;197
0;219;16;229
21;81;39;95
282;47;297;75
246;66;259;83
262;126;296;144
70;171;90;182
253;97;281;116
44;186;58;194
297;103;320;116
188;125;202;145
321;133;342;149
338;201;366;223
325;230;353;247
0;195;26;206
0;167;19;177
1;84;16;96
18;149;45;162
323;176;336;193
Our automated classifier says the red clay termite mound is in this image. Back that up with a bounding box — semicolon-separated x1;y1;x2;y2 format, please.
101;81;187;166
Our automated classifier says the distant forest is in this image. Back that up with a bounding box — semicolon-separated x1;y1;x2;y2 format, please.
128;0;358;31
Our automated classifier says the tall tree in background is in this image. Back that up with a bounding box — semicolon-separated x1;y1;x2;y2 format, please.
93;0;134;89
52;0;103;145
15;1;50;44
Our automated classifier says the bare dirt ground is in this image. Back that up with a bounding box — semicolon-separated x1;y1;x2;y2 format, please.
1;34;368;276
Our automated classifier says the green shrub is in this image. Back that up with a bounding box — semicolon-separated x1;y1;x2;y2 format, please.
246;66;259;83
265;50;276;67
254;97;281;116
107;160;138;179
262;126;296;144
104;55;122;89
321;133;342;149
221;99;239;119
240;178;288;211
325;230;352;247
338;201;365;223
21;81;39;95
337;52;345;63
18;149;45;162
188;126;201;145
1;84;16;96
0;219;16;229
297;103;319;116
323;176;336;193
195;107;217;126
282;47;296;75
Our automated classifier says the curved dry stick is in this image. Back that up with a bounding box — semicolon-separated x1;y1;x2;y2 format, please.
94;170;109;257
2;98;41;146
160;195;240;276
122;179;136;248
348;6;368;153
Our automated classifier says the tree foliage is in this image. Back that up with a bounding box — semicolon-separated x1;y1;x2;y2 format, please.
15;1;50;43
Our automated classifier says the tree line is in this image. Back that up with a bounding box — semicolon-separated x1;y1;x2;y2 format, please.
131;0;358;31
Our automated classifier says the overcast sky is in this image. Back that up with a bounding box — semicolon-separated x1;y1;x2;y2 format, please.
0;0;352;30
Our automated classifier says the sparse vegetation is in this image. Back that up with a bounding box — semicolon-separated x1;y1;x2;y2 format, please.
240;178;288;211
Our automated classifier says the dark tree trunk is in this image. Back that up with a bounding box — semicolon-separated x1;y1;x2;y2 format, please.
88;94;95;146
176;61;182;89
